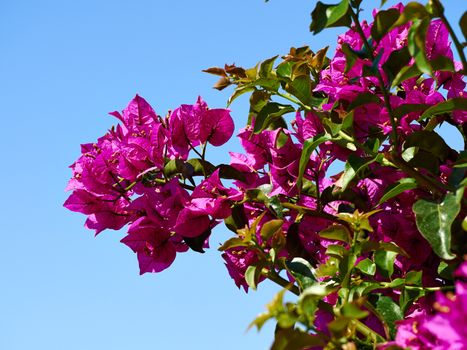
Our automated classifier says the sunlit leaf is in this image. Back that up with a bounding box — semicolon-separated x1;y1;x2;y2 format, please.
217;164;246;182
369;294;403;338
218;237;249;251
371;8;400;42
259;55;279;78
309;0;351;35
297;134;331;192
419;97;467;120
408;18;432;75
378;178;418;205
382;47;411;84
228;85;256;106
356;258;376;276
319;224;351;243
260;219;284;241
271;328;325;350
341;154;382;191
461;11;467;41
286;257;316;290
392;103;429;119
413;189;464;260
375;250;397;279
391;2;429;28
404;130;452;161
245;265;261;290
342;303;369;319
254;102;295;133
391;64;422;87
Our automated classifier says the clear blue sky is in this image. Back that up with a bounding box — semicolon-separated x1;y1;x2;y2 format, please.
0;1;464;349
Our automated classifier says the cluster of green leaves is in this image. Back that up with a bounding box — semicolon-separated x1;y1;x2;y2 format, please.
204;45;329;132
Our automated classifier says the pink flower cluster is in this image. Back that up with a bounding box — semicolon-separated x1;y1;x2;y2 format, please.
65;1;467;348
390;262;467;350
316;4;465;133
64;95;237;273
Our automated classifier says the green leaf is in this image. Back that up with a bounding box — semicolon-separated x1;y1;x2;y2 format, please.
375;250;397;279
413;189;464;260
363;50;383;76
342;303;369;319
386;278;405;288
328;317;351;338
310;46;329;71
341;43;358;73
254;102;295;133
400;287;425;314
319;224;351;243
249;89;270;114
419;97;467;121
372;8;400;42
325;0;350;25
392;103;429;120
370;294;403;338
460;11;467;41
378;178;418;205
408;18;432;75
276;313;297;329
218;237;249;251
228;85;256;106
377;242;409;256
268;195;284;219
260;219;284;241
259;55;279;78
391;64;422;87
245;188;269;204
404;130;452;160
309;0;351;35
297;134;331;192
341;154;381;191
356;258;376;276
248;312;272;332
163;159;186;178
276;130;289;148
326;244;347;259
353;281;381;298
449;167;467;187
245;265;260;290
340;254;358;285
430;55;455;72
382;47;412;85
391;2;429;28
271;328;325;350
284;76;314;106
224;204;248;233
408;150;441;174
405;270;422;285
183;227;211;253
286;257;316;290
437;261;456;280
256;77;281;92
276;61;293;79
187;158;216;177
216;164;246;182
315;257;339;277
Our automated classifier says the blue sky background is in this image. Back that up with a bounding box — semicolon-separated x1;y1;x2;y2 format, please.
0;1;464;349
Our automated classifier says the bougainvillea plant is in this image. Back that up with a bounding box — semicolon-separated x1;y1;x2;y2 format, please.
65;0;467;348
